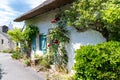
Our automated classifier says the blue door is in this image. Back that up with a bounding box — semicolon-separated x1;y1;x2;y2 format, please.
39;34;47;53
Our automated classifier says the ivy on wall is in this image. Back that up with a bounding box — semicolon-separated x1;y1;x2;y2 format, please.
22;25;39;55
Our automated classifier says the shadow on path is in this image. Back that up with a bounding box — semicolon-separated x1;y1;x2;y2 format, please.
0;64;2;80
0;64;6;80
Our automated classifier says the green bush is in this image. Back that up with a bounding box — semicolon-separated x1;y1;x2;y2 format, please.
74;41;120;80
23;58;31;66
11;52;21;59
40;56;51;68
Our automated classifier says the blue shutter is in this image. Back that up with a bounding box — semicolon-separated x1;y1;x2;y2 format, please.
32;36;36;51
39;34;47;53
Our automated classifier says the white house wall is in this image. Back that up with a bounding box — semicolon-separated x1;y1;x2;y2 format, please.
66;27;106;72
25;9;58;59
25;6;106;72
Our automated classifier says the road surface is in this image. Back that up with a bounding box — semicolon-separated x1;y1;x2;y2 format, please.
0;53;46;80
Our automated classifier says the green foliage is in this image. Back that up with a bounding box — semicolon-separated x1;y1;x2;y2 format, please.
23;25;39;43
2;49;16;53
7;28;24;42
11;52;21;59
63;0;120;41
23;58;31;66
34;55;52;71
74;41;120;80
40;57;51;68
34;54;40;59
38;55;52;68
22;25;39;54
48;18;70;71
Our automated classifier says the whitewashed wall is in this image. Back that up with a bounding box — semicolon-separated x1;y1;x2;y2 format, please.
66;27;106;72
25;6;106;72
25;9;58;59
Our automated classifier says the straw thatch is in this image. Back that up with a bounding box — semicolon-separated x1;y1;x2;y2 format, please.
14;0;73;22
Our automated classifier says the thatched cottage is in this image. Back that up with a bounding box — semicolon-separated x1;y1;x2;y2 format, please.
14;0;106;72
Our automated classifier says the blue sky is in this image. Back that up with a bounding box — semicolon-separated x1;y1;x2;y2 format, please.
0;0;46;28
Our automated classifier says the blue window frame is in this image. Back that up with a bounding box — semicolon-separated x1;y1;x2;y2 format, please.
39;34;47;53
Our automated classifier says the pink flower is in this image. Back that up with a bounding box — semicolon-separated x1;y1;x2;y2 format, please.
54;40;59;44
48;43;51;47
51;19;56;23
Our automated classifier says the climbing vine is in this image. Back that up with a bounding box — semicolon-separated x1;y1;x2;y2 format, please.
23;25;39;43
61;0;120;41
23;25;39;55
48;16;70;72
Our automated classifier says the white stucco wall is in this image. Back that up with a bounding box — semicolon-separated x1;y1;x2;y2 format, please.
25;5;106;72
25;10;58;59
66;27;106;72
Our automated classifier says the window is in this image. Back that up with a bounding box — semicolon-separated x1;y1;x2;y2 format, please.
1;39;4;44
39;34;47;53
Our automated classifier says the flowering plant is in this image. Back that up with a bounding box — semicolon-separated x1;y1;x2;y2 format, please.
48;17;70;71
51;19;57;23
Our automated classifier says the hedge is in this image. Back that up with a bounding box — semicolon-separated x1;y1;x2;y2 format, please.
74;41;120;80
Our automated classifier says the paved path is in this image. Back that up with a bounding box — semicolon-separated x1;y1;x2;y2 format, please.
0;53;46;80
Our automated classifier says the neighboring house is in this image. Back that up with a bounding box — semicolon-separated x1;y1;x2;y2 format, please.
0;26;15;51
14;0;106;72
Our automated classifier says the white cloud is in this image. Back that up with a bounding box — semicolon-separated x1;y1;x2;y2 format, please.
0;0;23;27
0;0;46;28
25;0;46;8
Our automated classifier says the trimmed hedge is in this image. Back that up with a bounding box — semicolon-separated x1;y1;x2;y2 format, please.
74;41;120;80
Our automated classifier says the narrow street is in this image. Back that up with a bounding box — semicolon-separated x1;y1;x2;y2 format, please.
0;53;46;80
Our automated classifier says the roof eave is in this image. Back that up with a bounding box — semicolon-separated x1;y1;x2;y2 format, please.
14;0;73;22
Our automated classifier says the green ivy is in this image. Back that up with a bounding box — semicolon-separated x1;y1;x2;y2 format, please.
22;25;39;55
23;25;39;43
74;41;120;80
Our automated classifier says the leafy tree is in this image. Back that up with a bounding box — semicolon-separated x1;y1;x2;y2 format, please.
7;28;25;52
7;28;24;42
63;0;120;41
7;25;39;55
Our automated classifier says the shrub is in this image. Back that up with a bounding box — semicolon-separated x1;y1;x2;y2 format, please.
40;56;51;68
36;55;52;71
74;41;120;80
23;58;31;66
34;54;40;59
11;52;21;59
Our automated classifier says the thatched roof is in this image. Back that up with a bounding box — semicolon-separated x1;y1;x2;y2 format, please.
14;0;73;22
